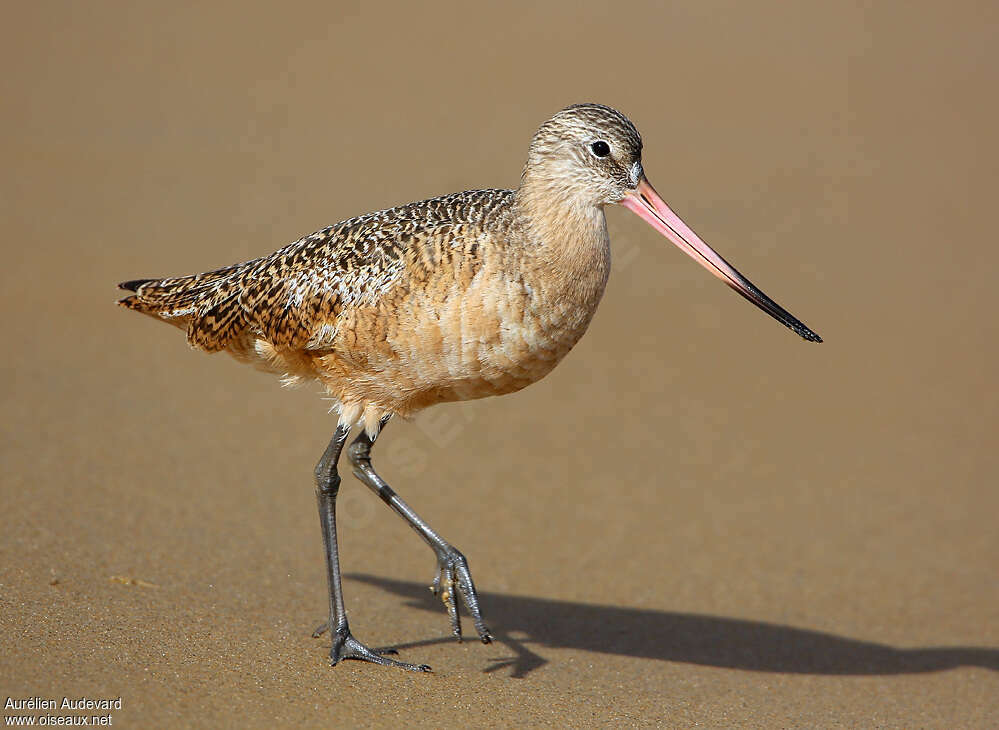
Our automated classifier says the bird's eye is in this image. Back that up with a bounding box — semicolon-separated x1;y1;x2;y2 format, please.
590;140;611;158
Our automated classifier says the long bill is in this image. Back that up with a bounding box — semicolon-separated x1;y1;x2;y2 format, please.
619;177;822;343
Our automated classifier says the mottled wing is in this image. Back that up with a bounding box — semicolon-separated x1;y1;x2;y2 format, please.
118;189;515;353
237;217;411;350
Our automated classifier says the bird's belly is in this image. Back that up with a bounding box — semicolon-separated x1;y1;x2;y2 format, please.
319;269;598;414
401;277;591;407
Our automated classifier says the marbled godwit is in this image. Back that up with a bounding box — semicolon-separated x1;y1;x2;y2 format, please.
118;103;821;672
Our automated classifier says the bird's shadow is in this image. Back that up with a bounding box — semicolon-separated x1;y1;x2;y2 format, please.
348;574;998;679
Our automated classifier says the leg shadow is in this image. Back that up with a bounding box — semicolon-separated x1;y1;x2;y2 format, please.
348;573;999;679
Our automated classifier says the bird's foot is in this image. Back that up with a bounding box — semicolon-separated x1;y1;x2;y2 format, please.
430;546;493;644
324;625;430;672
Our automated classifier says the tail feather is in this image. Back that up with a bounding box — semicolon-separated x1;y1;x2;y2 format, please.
117;264;249;351
186;282;248;351
118;278;157;292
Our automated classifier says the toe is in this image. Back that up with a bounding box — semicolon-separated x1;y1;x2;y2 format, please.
330;632;431;672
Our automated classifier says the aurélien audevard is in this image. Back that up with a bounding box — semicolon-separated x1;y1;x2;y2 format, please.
5;697;123;711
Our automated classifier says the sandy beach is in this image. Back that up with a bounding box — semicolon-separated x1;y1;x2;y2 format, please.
1;2;996;726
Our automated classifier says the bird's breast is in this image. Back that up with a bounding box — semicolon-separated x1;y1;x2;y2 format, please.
389;228;611;406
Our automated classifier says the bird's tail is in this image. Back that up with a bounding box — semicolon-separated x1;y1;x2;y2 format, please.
117;264;248;351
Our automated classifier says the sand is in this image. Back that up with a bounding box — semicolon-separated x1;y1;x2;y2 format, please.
1;1;996;727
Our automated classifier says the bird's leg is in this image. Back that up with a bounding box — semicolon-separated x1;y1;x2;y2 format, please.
347;419;493;644
313;424;431;672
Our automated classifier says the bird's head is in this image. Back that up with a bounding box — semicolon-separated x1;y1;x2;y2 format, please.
523;103;645;208
522;103;822;343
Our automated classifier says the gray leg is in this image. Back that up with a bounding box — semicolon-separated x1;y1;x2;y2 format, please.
314;424;430;672
347;419;493;644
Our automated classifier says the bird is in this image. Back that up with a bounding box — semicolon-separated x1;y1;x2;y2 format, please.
118;103;821;672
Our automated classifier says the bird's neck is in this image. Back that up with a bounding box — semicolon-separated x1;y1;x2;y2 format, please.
513;176;612;312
